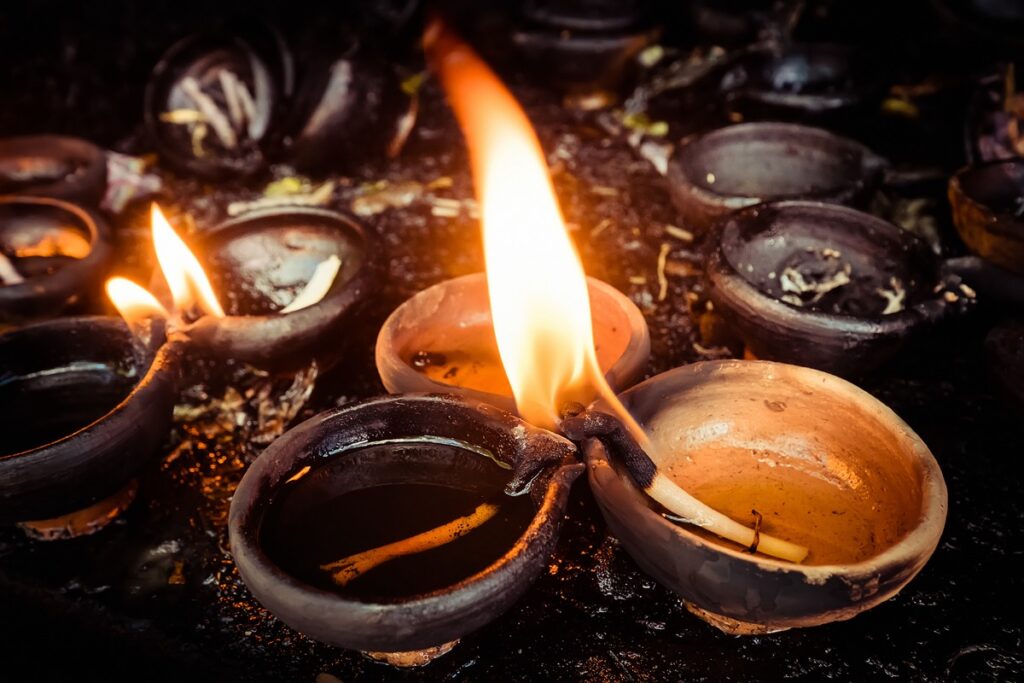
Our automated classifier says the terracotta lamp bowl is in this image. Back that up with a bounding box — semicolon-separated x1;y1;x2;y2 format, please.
0;316;179;526
0;196;114;322
0;135;108;205
584;360;948;634
375;272;650;412
949;159;1024;276
666;122;885;233
705;201;969;375
182;207;379;370
229;393;582;654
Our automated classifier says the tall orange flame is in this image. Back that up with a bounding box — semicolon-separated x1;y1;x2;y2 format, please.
427;22;619;430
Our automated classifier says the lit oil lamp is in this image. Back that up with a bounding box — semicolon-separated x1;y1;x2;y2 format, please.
0;313;179;539
112;204;377;369
666;122;886;233
179;207;379;369
0;135;108;205
567;360;948;634
716;43;885;125
704;201;972;375
0;196;114;322
229;394;581;662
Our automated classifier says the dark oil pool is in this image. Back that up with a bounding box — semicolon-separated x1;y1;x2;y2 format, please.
259;441;537;600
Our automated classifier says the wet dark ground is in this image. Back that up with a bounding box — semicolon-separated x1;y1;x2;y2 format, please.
2;2;1024;681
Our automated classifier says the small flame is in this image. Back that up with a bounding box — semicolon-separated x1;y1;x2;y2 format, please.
106;276;169;324
150;204;225;318
427;22;620;430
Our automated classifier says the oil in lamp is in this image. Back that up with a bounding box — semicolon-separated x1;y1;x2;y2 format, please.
0;312;179;539
0;195;114;322
0;135;108;205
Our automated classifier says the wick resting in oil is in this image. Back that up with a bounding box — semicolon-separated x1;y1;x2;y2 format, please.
320;502;499;587
560;406;809;563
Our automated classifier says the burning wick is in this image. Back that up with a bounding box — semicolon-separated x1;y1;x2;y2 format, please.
427;21;808;564
321;502;499;587
105;204;340;331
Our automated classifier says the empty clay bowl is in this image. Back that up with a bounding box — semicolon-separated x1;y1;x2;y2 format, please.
666;122;885;233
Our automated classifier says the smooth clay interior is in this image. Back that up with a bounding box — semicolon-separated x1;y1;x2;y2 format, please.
681;126;866;198
390;276;632;395
0;323;144;457
204;217;365;315
632;365;925;565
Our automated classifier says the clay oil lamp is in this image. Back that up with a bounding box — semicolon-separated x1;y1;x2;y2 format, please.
0;135;108;205
229;393;581;664
704;201;971;375
948;159;1024;305
376;272;650;413
563;360;947;634
499;0;662;97
145;21;294;179
0;312;180;540
666;122;886;233
181;207;379;369
146;22;406;178
715;43;885;125
115;204;377;370
0;196;114;322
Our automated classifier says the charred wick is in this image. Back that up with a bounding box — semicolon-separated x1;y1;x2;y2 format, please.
558;405;657;490
747;509;763;554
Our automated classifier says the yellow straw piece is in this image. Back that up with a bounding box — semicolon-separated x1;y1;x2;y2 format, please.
321;502;500;587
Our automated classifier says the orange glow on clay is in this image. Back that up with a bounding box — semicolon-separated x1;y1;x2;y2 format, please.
427;21;808;563
105;204;225;329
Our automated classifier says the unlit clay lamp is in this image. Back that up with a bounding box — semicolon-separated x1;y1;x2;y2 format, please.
0;195;114;322
566;360;948;634
704;201;973;375
716;43;885;125
666;122;886;233
949;159;1024;274
229;393;582;664
0;316;179;539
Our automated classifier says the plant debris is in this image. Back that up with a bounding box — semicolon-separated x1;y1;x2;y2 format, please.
780;249;853;307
